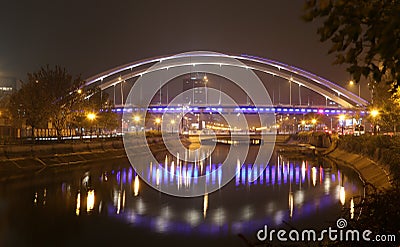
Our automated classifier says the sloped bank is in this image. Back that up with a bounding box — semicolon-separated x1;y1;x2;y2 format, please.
292;132;393;190
325;138;393;191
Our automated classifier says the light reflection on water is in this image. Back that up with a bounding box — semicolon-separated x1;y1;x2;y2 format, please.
0;147;364;243
68;151;362;235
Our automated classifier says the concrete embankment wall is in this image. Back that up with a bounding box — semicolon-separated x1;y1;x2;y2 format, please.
0;136;185;181
327;148;392;190
0;140;124;159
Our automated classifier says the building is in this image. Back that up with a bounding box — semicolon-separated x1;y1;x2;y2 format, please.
0;77;16;100
183;73;208;105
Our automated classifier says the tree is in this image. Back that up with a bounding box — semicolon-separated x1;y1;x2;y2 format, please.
303;0;400;88
9;65;83;140
70;87;119;138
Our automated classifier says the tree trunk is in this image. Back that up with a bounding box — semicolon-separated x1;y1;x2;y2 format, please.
31;126;35;143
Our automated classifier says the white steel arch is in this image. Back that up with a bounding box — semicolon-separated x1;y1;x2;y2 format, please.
85;51;368;108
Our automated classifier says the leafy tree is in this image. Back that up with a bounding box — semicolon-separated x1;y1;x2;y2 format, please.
9;66;118;141
303;0;400;87
71;87;119;138
368;82;398;134
0;95;12;125
9;75;52;136
9;66;83;140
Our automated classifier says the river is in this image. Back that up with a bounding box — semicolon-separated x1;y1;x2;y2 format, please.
0;144;364;246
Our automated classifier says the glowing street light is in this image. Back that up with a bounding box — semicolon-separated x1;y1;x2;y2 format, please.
370;109;379;135
155;118;161;132
370;109;379;118
349;80;360;98
86;113;97;139
170;119;175;133
87;113;96;121
311;119;317;131
77;89;82;94
301;120;306;131
134;115;141;134
339;114;345;135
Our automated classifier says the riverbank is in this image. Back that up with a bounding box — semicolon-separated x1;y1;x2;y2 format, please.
325;141;393;191
0;139;125;182
285;132;393;190
0;136;193;182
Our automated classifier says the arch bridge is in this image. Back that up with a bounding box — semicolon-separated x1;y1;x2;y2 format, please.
84;51;368;112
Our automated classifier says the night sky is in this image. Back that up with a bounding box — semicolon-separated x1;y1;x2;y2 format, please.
0;0;353;89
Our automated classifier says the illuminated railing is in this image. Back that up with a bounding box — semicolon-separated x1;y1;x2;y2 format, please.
111;105;367;115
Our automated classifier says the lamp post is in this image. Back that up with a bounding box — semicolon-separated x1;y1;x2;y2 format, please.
311;119;317;131
155;117;161;133
370;109;379;135
134;115;140;134
86;113;96;139
170;119;175;133
349;80;361;98
339;114;345;135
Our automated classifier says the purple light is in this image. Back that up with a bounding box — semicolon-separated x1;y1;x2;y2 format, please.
241;166;246;184
271;165;275;185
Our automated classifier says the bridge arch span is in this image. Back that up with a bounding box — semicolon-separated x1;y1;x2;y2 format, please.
85;51;368;108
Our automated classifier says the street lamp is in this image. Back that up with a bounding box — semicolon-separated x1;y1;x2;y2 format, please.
170;119;175;133
87;113;96;121
349;80;361;98
339;114;345;135
86;113;97;139
155;117;161;132
311;119;317;131
301;120;306;131
370;109;379;135
134;115;140;134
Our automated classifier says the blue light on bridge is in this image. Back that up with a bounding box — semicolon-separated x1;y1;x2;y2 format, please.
115;105;367;116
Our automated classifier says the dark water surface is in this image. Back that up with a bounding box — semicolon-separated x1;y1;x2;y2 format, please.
0;145;364;247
